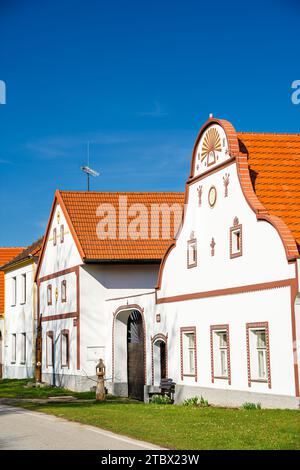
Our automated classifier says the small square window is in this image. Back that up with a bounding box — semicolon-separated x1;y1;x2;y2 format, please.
230;219;242;258
180;328;197;379
187;233;197;268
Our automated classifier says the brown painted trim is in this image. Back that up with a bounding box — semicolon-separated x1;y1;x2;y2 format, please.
106;291;155;302
112;304;146;385
290;267;300;397
188;157;235;185
61;329;70;369
235;152;299;262
208;185;217;208
157;278;294;304
210;324;231;385
38;265;81;284
230;223;243;259
46;331;54;368
151;333;168;385
180;326;197;381
41;312;78;322
246;322;271;389
187;237;197;269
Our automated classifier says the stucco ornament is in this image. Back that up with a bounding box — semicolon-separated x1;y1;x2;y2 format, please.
194;123;230;177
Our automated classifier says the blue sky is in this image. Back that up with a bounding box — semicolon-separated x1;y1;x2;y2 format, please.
0;0;299;246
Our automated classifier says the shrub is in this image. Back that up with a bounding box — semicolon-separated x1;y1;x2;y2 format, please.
150;394;172;404
242;402;262;410
183;395;209;407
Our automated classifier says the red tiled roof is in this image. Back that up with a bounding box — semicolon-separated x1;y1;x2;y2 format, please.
58;191;185;261
0;247;25;315
1;237;44;271
237;132;300;250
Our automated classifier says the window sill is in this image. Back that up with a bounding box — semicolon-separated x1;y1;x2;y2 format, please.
182;373;196;378
250;378;268;383
11;362;16;365
20;362;26;365
213;375;229;380
20;302;26;306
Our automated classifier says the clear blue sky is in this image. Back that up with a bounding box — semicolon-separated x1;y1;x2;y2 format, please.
0;0;299;246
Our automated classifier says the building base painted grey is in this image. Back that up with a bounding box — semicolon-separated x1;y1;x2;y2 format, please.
42;373;97;392
171;385;300;410
4;366;34;380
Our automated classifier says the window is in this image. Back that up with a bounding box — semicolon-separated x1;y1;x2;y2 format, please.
60;224;64;243
12;277;17;306
20;333;26;364
247;323;270;387
210;325;231;383
53;228;57;246
11;334;16;363
61;330;69;368
46;332;54;367
187;232;197;268
230;217;242;258
47;285;52;306
21;274;26;304
61;280;67;302
180;328;197;379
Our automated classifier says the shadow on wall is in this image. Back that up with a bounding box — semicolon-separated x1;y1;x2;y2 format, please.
83;264;160;290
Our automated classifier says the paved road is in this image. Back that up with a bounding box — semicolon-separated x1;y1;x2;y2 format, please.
0;404;162;450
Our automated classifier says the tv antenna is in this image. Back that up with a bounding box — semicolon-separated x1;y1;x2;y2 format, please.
81;142;100;191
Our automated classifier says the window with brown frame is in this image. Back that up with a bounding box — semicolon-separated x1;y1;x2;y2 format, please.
61;330;69;368
53;227;57;246
46;331;54;368
60;224;64;243
246;322;271;388
187;232;197;268
210;325;231;383
61;280;67;303
180;327;197;380
47;284;52;306
230;218;242;258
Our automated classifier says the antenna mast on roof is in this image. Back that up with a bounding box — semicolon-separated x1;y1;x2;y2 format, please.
81;141;100;191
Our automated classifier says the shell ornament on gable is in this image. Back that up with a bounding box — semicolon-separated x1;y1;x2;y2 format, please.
200;128;222;167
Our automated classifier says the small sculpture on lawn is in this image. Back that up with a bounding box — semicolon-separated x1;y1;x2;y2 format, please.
96;358;106;401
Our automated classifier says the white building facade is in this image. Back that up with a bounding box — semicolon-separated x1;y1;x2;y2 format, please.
2;240;42;379
36;117;300;409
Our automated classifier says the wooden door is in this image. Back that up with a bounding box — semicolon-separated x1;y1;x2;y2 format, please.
160;342;167;380
127;310;144;400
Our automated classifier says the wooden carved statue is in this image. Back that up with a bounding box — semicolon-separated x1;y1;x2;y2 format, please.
96;358;106;401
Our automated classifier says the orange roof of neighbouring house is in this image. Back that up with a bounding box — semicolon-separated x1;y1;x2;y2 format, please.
1;237;44;271
238;132;300;251
0;247;25;315
58;191;185;261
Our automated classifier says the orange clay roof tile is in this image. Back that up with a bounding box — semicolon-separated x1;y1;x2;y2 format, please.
237;132;300;250
0;247;25;314
59;191;185;261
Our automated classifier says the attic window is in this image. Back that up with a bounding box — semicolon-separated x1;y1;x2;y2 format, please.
61;280;67;303
47;285;52;306
60;224;64;244
53;228;57;246
187;232;197;268
230;218;242;258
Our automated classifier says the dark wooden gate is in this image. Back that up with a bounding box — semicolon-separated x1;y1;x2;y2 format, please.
127;310;144;400
160;342;167;380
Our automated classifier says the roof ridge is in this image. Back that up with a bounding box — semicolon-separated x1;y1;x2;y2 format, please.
238;131;300;136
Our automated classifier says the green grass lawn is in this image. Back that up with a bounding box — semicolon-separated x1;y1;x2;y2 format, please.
0;378;95;399
0;379;299;449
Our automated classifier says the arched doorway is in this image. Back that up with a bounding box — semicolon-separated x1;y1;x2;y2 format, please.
127;310;144;400
152;334;168;385
113;306;145;401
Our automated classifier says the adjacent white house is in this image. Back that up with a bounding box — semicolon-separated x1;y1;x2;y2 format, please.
0;247;24;378
7;115;300;409
1;239;43;379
